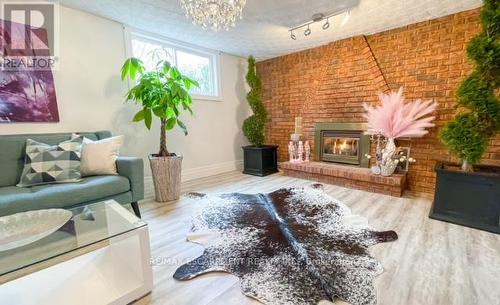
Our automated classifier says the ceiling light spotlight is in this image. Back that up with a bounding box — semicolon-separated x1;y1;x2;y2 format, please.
322;18;330;30
304;25;311;36
290;31;297;40
341;10;351;26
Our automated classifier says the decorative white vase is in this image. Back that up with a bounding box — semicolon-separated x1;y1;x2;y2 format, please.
379;138;398;176
380;161;398;176
383;138;396;160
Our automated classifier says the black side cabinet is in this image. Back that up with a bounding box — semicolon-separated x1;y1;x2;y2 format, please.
242;145;279;177
430;162;500;234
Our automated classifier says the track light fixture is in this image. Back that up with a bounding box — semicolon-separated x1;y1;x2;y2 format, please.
288;9;351;40
322;18;330;30
304;25;311;36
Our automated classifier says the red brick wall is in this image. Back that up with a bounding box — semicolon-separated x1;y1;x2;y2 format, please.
258;8;500;195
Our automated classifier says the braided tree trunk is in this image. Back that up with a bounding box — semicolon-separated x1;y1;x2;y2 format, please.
159;118;169;157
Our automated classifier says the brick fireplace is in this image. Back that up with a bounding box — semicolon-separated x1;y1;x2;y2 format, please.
282;127;407;197
258;8;500;196
281;121;407;197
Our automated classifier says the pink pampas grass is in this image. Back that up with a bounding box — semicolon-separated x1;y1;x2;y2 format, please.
364;87;437;138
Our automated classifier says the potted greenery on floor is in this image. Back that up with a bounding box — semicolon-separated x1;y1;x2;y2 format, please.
242;56;278;176
121;56;199;202
431;0;500;233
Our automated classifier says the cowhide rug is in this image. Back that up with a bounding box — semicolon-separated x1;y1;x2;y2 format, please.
174;184;397;305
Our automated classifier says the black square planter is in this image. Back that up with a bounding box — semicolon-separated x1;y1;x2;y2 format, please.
430;162;500;234
242;145;279;177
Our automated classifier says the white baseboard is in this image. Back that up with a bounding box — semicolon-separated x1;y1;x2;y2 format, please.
181;160;243;181
144;160;243;185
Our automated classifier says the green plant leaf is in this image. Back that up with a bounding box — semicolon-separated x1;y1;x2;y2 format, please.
178;87;187;99
172;105;179;117
182;77;200;90
121;59;131;80
166;108;176;119
182;78;192;90
171;83;180;98
183;103;194;115
144;108;152;130
177;119;188;135
130;63;138;80
163;61;172;74
170;67;181;80
165;117;176;130
121;57;145;81
152;107;165;118
133;110;145;122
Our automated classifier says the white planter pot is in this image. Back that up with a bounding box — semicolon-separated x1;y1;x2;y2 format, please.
149;155;183;202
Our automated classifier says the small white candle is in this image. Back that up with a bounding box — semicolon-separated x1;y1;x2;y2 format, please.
294;117;302;134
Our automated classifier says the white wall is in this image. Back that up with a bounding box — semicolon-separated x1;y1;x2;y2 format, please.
0;6;250;180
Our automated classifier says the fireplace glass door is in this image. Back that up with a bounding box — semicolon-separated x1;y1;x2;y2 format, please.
321;131;362;165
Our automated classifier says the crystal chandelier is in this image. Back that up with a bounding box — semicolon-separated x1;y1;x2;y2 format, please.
179;0;246;31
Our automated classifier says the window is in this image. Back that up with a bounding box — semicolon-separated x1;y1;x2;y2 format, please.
176;50;214;96
131;39;174;71
128;30;221;100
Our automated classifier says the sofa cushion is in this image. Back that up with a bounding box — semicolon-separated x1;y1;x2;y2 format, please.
0;175;130;216
75;135;124;177
0;131;112;187
17;137;84;187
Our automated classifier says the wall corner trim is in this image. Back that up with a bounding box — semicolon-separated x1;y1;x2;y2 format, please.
362;35;390;93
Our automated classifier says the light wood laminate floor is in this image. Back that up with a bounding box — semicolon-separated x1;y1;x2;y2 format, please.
133;171;500;305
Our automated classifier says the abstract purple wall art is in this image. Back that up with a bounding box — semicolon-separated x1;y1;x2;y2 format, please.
0;19;59;123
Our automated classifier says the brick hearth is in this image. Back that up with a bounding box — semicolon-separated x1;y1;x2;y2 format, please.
280;162;407;197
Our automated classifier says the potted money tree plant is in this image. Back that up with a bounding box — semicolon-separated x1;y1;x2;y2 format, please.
121;56;199;202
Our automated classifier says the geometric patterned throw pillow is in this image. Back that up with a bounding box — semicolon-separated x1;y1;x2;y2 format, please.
17;136;84;187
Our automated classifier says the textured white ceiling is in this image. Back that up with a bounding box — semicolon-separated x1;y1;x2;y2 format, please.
57;0;483;60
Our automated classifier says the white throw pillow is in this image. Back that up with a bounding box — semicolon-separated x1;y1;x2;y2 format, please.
72;134;124;176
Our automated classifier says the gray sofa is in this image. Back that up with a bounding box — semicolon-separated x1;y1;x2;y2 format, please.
0;131;144;217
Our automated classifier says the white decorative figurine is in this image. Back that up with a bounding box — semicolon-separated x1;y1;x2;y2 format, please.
297;141;304;162
288;141;295;162
304;141;311;162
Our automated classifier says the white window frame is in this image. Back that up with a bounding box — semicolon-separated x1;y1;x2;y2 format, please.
124;27;222;101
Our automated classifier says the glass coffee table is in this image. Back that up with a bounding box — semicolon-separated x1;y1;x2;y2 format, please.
0;200;152;305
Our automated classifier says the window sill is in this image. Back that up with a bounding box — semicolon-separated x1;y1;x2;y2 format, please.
192;94;223;102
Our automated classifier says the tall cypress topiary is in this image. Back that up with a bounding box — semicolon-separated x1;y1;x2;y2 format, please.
440;0;500;172
243;56;267;147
